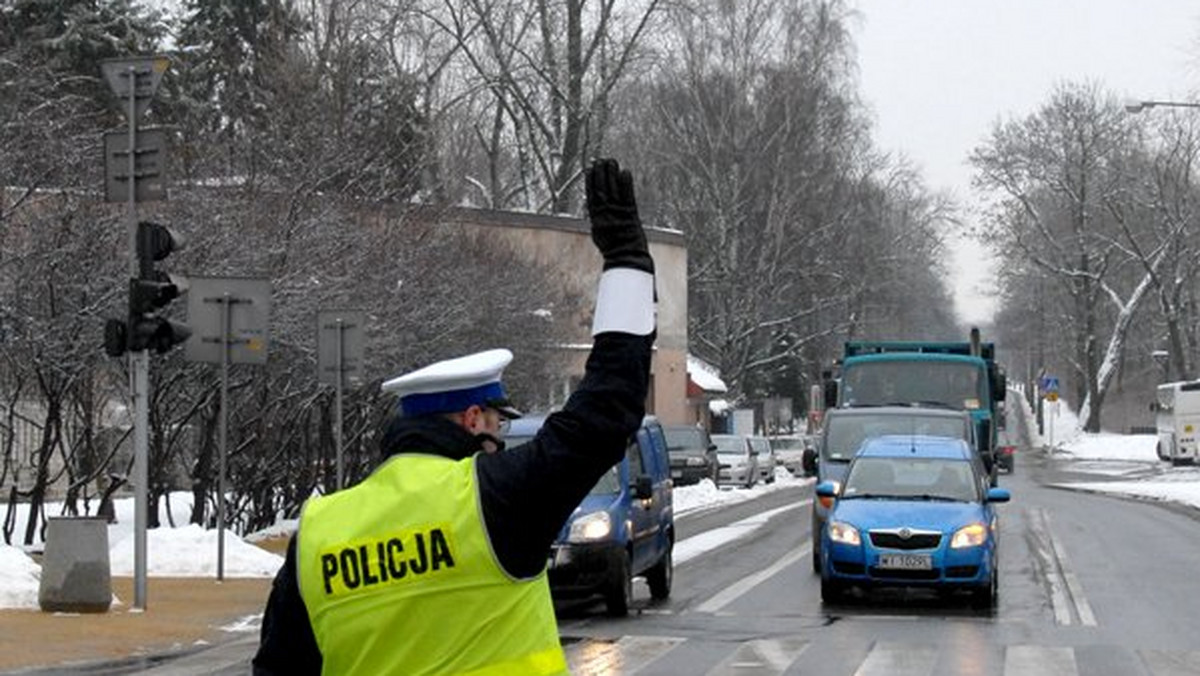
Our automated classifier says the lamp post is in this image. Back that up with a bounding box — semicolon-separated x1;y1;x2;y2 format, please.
1125;99;1200;114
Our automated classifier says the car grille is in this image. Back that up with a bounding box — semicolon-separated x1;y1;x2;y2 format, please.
869;530;942;550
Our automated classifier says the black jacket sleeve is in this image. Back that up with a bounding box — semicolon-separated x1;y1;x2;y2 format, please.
476;331;654;578
252;537;322;675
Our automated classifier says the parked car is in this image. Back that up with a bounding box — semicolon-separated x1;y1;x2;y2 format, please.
816;434;1010;609
712;434;758;488
771;434;814;476
662;424;718;486
505;414;675;616
805;407;981;572
749;436;777;484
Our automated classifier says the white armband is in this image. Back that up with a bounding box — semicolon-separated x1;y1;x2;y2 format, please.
592;268;656;336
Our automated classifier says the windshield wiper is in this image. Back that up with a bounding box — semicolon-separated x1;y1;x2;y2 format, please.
909;494;961;502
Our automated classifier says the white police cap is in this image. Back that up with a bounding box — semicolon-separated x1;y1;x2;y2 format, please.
381;348;522;418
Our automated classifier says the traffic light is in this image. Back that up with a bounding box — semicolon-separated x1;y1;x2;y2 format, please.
103;221;191;356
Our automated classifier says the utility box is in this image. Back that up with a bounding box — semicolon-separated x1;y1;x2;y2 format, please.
39;517;112;613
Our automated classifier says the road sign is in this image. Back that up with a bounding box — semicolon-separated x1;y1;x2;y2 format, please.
104;128;167;203
317;310;366;387
184;277;272;365
1040;375;1060;395
101;56;170;122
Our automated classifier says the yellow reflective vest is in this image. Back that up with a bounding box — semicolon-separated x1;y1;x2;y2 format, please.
297;453;569;676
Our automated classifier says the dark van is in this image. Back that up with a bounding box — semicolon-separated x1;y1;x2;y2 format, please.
506;414;675;616
662;424;718;485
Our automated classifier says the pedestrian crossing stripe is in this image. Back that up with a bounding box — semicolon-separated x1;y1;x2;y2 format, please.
563;637;1200;676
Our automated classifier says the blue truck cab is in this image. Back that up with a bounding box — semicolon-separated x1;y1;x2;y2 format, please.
506;414;675;616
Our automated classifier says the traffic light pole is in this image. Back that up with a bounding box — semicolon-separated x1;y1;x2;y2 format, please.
122;65;150;612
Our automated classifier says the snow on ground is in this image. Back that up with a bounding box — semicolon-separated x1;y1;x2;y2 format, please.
0;492;286;610
1023;395;1200;511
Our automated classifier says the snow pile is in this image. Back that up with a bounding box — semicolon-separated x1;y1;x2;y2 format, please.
0;545;42;610
108;524;284;578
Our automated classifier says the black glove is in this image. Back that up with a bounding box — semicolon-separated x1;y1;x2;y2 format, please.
586;158;654;274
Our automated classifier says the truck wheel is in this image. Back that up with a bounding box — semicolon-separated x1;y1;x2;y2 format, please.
646;546;673;600
604;551;632;617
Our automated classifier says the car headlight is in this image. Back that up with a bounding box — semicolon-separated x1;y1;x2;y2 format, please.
951;522;988;548
828;520;861;546
686;457;706;466
568;511;612;542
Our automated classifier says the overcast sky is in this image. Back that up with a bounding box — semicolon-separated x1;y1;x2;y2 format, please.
850;1;1200;326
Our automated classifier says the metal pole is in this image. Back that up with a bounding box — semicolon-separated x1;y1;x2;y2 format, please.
127;65;149;611
217;293;230;581
335;318;344;490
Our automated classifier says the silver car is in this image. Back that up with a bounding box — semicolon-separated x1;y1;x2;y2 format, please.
749;436;777;484
771;434;814;476
712;434;758;488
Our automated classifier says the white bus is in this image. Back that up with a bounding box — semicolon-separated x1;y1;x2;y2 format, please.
1154;381;1200;465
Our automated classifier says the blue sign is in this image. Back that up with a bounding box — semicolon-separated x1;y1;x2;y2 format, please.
1040;376;1059;394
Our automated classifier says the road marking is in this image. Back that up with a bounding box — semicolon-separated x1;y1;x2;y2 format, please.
1025;508;1072;625
1042;512;1096;626
694;542;811;614
674;501;808;565
565;635;685;675
1026;508;1097;627
706;638;810;675
853;641;938;676
1003;645;1077;676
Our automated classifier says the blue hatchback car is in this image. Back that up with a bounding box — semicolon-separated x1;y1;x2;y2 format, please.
815;435;1011;609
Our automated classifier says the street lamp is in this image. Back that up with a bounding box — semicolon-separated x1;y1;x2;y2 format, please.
1125;99;1200;114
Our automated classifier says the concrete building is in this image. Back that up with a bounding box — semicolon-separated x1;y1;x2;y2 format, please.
430;207;690;424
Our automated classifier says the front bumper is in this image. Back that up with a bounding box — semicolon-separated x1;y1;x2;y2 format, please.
670;464;711;485
823;539;994;589
547;542;624;598
718;466;751;486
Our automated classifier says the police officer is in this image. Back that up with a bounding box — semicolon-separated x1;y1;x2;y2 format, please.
252;157;656;675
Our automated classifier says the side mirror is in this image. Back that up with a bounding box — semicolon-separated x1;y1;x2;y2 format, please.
1149;401;1159;412
801;448;818;475
634;475;653;499
985;487;1011;503
815;481;839;498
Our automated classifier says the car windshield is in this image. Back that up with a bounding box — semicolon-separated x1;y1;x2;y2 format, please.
711;436;745;453
664;427;707;456
841;457;978;502
589;465;621;495
824;415;967;462
841;360;985;410
772;436;807;451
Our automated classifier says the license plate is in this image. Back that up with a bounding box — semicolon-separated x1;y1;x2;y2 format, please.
878;553;932;570
671;470;682;478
